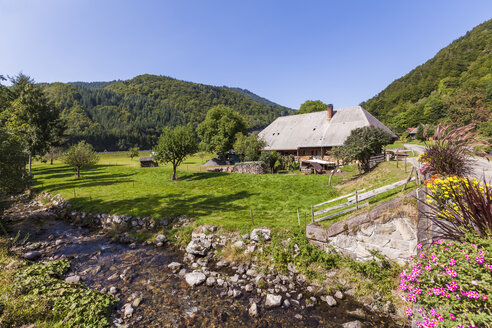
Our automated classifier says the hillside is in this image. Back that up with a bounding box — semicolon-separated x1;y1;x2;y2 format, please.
43;75;293;151
223;86;287;108
361;19;492;135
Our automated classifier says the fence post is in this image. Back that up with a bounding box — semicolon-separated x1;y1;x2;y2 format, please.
404;157;407;172
402;167;415;192
73;189;76;197
311;205;314;223
132;180;135;187
297;209;300;226
396;150;399;168
250;208;254;226
355;190;359;209
415;169;421;186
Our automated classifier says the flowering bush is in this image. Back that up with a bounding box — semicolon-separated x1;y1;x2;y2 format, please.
399;235;491;327
424;175;492;238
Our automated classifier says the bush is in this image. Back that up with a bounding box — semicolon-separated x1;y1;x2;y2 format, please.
420;124;488;177
0;258;116;327
338;126;394;172
233;132;265;161
424;175;492;239
259;151;278;172
398;235;491;328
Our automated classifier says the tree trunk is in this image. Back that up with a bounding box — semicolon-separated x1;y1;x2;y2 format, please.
172;165;177;181
328;161;340;186
28;153;32;176
77;167;80;179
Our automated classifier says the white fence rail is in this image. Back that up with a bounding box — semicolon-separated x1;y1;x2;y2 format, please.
310;177;415;223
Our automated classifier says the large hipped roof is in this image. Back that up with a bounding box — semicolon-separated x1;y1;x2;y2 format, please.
258;106;396;151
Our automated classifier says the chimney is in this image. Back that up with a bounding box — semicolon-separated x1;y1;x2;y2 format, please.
327;104;334;120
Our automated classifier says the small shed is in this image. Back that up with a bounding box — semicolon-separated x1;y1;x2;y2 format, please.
139;157;158;167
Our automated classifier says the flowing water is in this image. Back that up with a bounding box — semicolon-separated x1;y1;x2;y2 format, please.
9;217;393;328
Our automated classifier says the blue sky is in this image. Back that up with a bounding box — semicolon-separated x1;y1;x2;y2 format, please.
1;0;490;109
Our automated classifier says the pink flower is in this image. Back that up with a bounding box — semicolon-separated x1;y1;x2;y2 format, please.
424;265;432;271
482;294;488;300
449;313;456;321
475;257;484;263
448;257;456;266
406;308;413;316
446;269;457;277
447;281;459;292
415;322;423;328
417;244;423;249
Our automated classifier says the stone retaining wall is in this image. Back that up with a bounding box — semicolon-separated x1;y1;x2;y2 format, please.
232;162;266;174
306;191;419;265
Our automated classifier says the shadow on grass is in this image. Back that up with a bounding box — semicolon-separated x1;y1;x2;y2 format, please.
178;171;228;181
67;190;258;218
33;166;137;192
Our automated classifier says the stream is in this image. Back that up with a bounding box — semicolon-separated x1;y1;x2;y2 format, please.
8;215;392;328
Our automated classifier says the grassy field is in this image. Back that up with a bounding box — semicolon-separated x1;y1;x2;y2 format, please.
32;153;414;231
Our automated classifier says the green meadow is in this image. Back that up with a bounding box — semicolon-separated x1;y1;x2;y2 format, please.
32;152;414;230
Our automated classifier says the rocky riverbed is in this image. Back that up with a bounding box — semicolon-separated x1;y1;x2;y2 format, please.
3;194;399;327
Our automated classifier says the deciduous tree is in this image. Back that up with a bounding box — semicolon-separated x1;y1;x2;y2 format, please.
233;132;265;161
154;126;198;180
62;141;99;178
297;100;328;114
338;127;393;172
197;105;248;156
129;146;139;160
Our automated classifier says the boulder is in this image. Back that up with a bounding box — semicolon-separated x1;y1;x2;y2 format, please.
325;295;337;307
24;251;41;260
233;240;244;249
342;321;363;328
123;303;134;318
185;271;206;287
206;277;216;286
155;234;167;243
167;262;182;271
65;275;81;284
186;238;211;256
249;302;258;317
250;228;271;242
265;294;282;308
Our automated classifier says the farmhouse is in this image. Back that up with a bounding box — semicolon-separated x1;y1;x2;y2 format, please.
258;105;396;163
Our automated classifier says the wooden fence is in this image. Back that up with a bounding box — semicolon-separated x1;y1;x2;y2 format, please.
311;177;415;223
368;154;385;168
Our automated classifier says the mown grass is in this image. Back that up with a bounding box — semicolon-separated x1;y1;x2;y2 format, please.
32;153;413;231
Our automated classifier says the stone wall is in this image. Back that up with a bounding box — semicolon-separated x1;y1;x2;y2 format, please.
232;162;266;174
306;191;419;265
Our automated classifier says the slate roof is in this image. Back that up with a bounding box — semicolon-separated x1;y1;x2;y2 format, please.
258;106;396;151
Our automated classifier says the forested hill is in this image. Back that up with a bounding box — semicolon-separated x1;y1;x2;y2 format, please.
361;19;492;135
223;86;287;108
43;74;293;151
